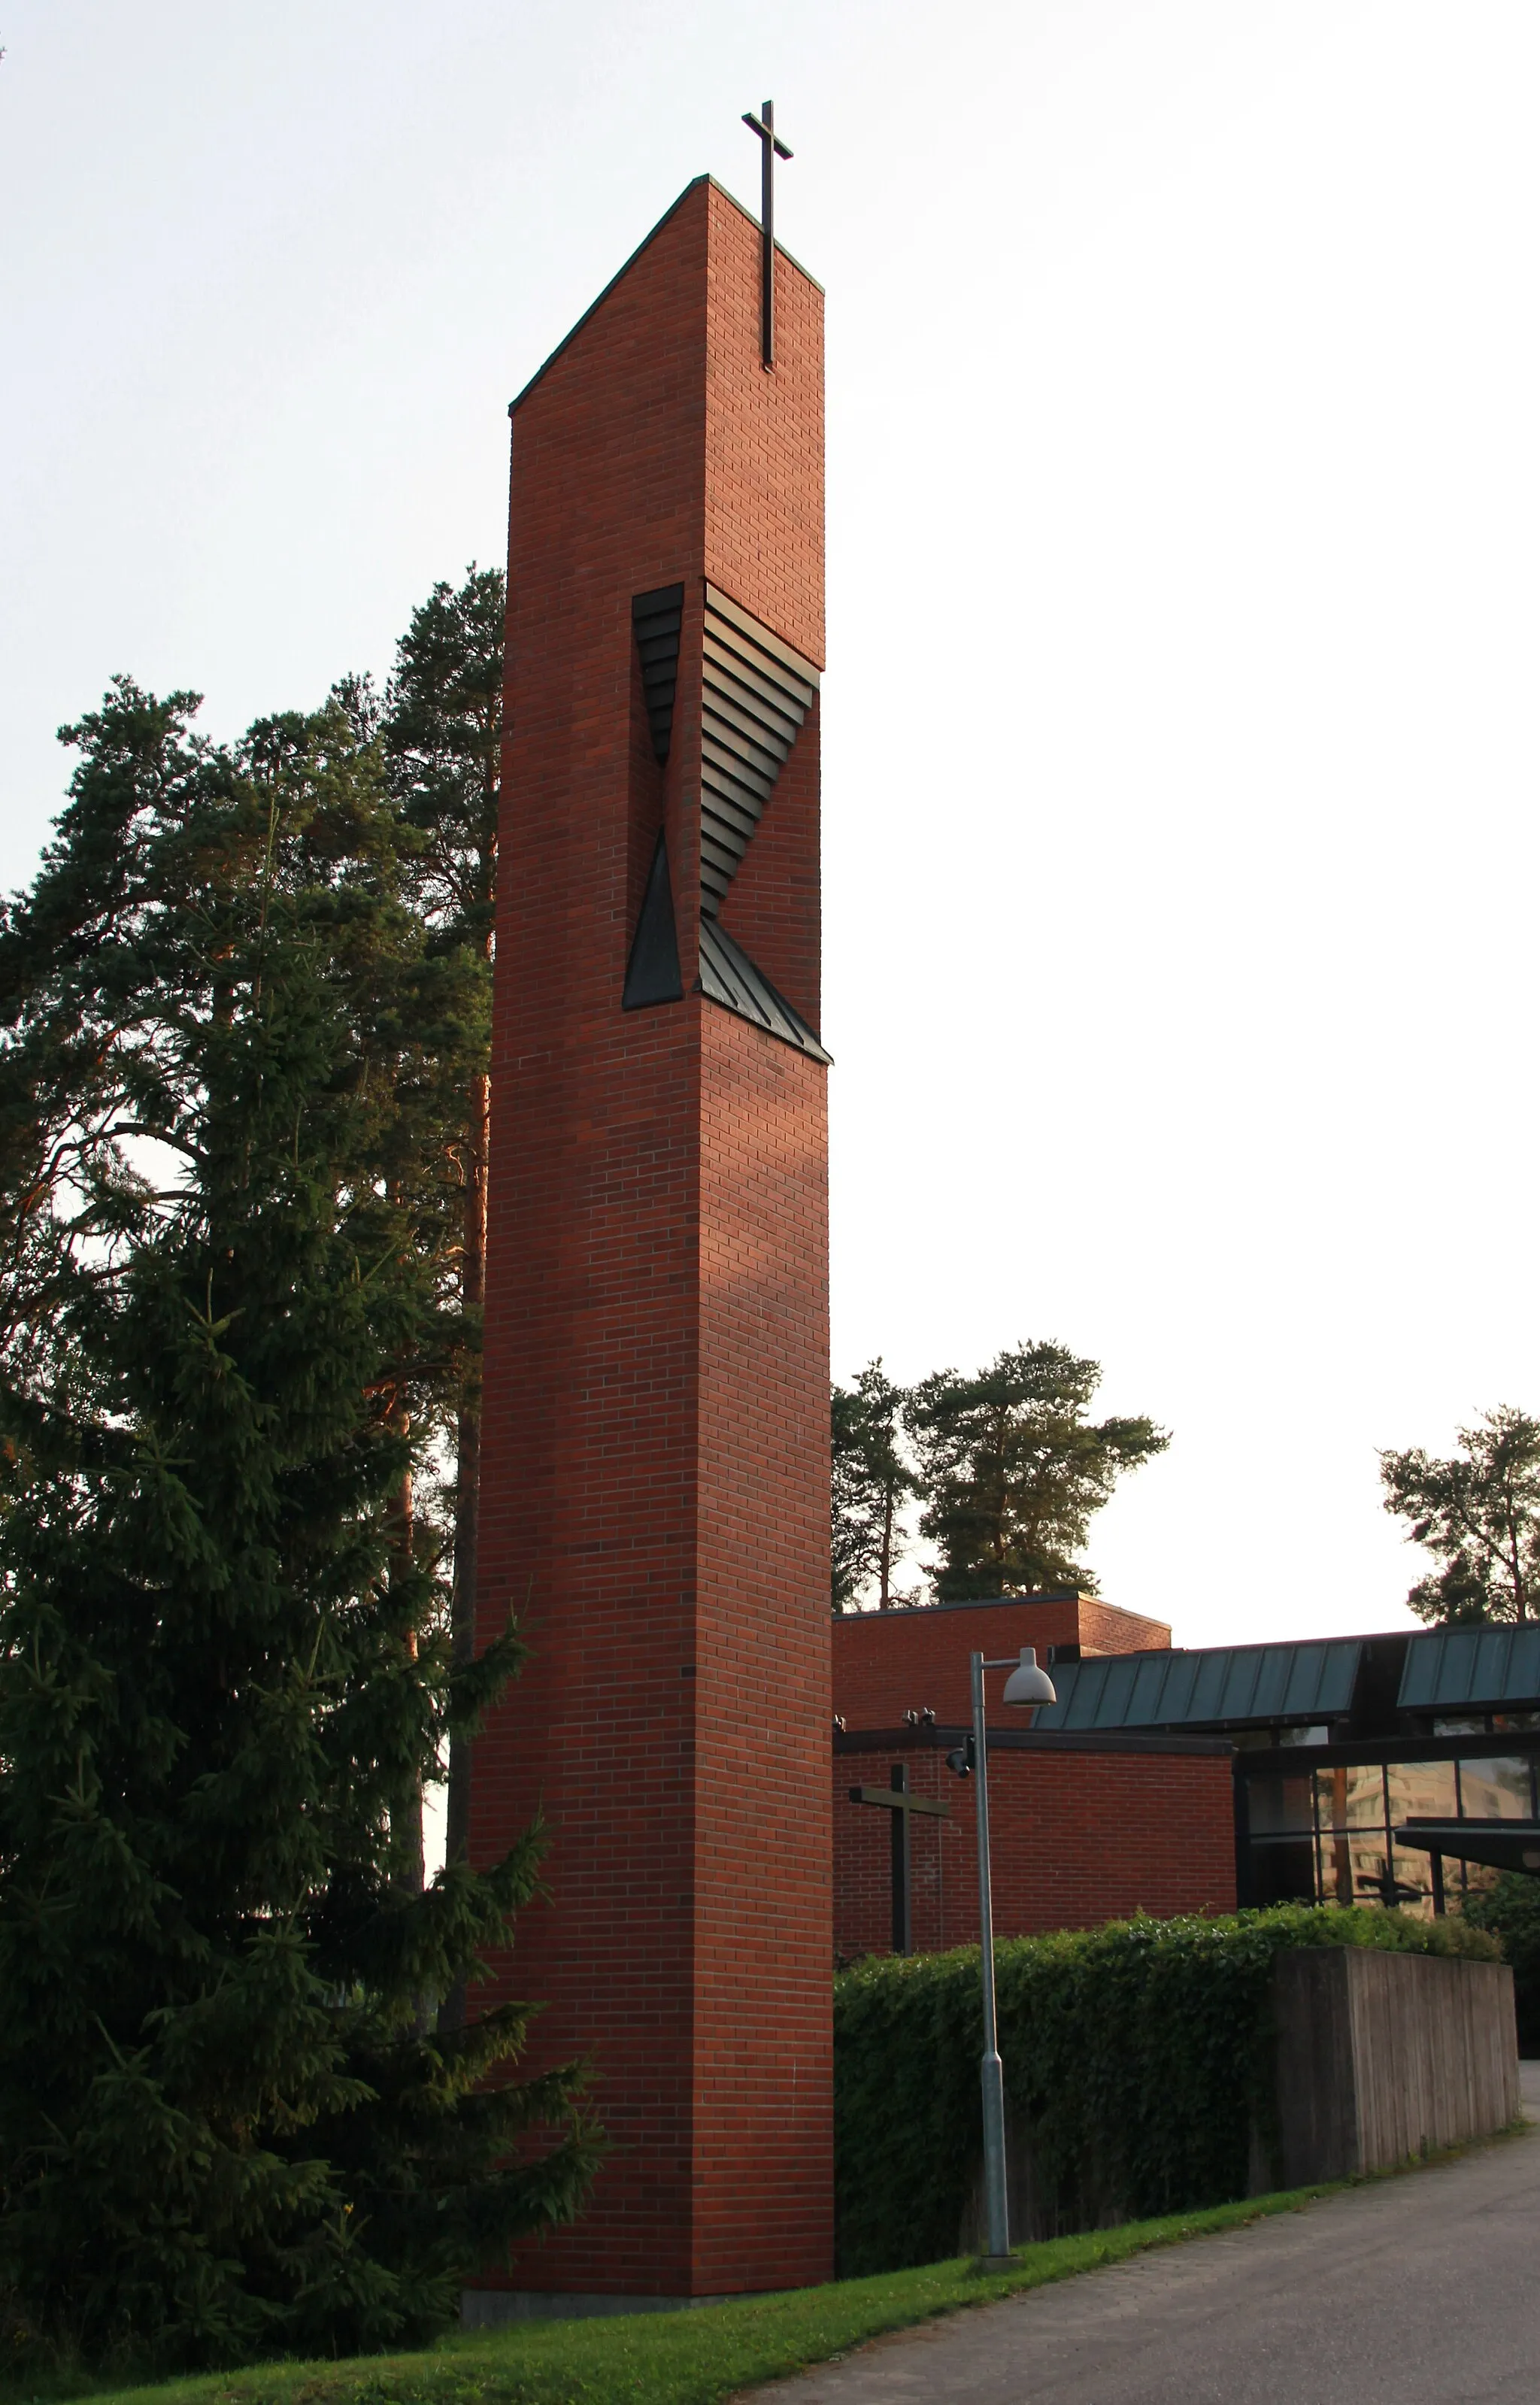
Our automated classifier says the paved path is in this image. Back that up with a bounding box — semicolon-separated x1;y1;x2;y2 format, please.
759;2066;1540;2405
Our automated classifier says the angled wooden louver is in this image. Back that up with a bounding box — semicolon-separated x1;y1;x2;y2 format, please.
699;584;818;916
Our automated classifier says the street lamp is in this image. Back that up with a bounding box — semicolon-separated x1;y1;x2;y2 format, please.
959;1644;1056;2270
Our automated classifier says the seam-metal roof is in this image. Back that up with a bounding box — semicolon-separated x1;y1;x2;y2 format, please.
1032;1640;1363;1733
1398;1626;1540;1712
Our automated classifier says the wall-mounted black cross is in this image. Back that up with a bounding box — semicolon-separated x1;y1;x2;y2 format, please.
848;1764;950;1955
741;99;793;369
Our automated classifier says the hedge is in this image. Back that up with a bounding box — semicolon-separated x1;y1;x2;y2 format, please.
1463;1873;1540;2052
832;1905;1499;2275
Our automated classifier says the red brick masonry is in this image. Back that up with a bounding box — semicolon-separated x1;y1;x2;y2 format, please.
472;178;832;2302
833;1598;1233;1958
834;1731;1237;1961
833;1592;1172;1730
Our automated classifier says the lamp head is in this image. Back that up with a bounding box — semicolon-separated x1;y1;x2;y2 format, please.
1001;1645;1056;1708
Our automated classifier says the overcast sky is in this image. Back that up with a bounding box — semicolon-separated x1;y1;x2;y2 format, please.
4;2;1537;1648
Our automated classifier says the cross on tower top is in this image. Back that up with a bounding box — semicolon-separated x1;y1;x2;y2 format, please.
741;99;793;369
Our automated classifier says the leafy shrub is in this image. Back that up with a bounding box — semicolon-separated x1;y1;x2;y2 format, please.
832;1906;1498;2275
1462;1873;1540;2052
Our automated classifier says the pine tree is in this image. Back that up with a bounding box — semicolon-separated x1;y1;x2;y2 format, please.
905;1342;1168;1600
0;678;598;2372
381;569;502;1899
830;1361;916;1611
1380;1407;1540;1624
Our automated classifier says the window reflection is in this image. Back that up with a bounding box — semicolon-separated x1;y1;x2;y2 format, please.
1247;1774;1314;1835
1387;1760;1457;1823
1315;1763;1385;1832
1389;1849;1436;1917
1457;1756;1534;1819
1244;1743;1540;1915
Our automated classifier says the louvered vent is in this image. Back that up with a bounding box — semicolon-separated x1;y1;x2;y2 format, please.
632;584;684;763
699;584;818;915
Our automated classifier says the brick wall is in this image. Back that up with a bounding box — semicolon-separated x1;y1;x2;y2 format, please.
473;176;831;2300
832;1594;1172;1731
835;1734;1235;1961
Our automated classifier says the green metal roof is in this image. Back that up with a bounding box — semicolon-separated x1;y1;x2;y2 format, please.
1032;1640;1363;1733
1398;1626;1540;1713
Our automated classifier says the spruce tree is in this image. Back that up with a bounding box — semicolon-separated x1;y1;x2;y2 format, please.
0;678;597;2371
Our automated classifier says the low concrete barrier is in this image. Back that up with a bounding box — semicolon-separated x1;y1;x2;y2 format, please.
1271;1946;1519;2185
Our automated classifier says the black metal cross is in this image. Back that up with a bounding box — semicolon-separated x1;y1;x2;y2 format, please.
741;99;793;369
848;1764;949;1955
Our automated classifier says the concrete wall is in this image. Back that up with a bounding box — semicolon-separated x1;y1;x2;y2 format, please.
1272;1948;1520;2185
956;1945;1518;2252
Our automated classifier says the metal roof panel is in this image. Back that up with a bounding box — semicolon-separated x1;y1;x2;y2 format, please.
1035;1638;1363;1733
1398;1626;1540;1712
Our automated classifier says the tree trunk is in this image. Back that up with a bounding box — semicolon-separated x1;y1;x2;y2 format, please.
440;1066;489;2033
389;1442;425;1900
879;1483;894;1609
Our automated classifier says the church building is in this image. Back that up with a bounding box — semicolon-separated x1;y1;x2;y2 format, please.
832;1597;1540;1958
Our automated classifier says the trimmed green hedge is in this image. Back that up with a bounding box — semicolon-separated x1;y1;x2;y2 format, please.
1463;1873;1540;2052
832;1906;1499;2275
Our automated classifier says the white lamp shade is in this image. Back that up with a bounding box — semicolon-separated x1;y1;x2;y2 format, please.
1001;1645;1057;1708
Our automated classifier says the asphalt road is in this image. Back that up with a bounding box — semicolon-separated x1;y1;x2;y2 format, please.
759;2064;1540;2405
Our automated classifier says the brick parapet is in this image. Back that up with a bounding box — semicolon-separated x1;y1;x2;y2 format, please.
832;1594;1172;1731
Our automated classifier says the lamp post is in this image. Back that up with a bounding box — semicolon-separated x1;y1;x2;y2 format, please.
966;1644;1056;2270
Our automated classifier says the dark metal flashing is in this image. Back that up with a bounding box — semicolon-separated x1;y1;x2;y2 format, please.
1236;1729;1540;1773
696;917;829;1063
832;1591;1084;1622
834;1725;1233;1759
508;174;823;417
622;833;684;1010
633;585;684;763
1396;1818;1540;1876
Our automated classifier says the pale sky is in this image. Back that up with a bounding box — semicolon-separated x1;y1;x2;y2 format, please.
5;2;1538;1649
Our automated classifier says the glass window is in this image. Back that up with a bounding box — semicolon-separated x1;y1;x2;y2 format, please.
1317;1824;1354;1907
1457;1755;1534;1819
1315;1762;1386;1833
1389;1848;1438;1917
1247;1773;1314;1835
1344;1837;1401;1909
1434;1716;1488;1736
1492;1712;1540;1733
1387;1759;1457;1824
1248;1837;1316;1908
1277;1724;1329;1748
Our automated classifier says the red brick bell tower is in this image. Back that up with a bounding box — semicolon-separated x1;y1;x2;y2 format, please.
470;175;832;2308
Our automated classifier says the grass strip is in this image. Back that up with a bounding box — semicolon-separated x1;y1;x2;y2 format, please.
78;2184;1341;2405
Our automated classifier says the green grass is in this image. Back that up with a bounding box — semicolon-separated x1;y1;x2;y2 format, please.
62;2185;1345;2405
